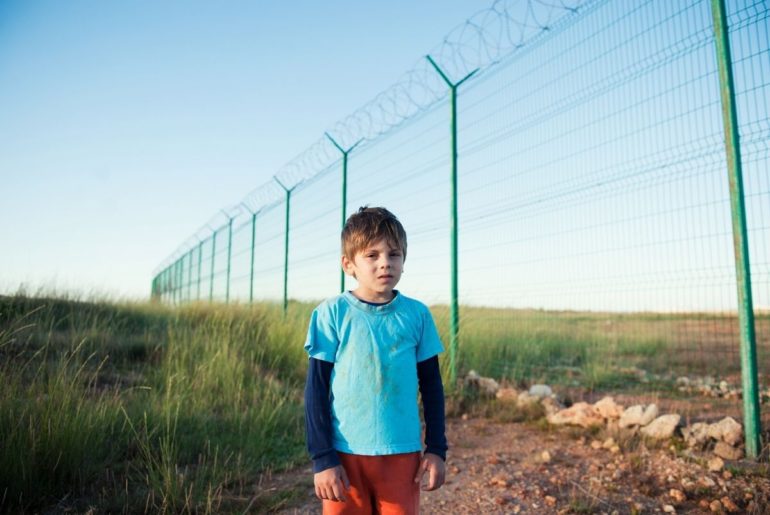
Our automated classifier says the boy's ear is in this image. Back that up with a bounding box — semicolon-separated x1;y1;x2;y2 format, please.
341;255;356;278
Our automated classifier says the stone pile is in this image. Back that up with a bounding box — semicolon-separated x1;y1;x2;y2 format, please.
675;376;743;400
463;371;748;463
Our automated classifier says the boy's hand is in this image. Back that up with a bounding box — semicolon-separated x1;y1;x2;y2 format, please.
414;453;445;491
314;465;350;502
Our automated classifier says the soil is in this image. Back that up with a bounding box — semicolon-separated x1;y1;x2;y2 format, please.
264;416;770;514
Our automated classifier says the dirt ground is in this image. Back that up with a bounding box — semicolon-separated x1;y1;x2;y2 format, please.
265;416;770;514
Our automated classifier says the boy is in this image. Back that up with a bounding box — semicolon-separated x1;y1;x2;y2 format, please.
304;206;447;514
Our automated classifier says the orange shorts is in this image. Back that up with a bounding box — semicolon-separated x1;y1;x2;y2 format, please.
322;452;421;515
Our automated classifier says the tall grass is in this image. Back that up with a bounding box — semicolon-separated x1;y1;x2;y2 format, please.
0;295;312;513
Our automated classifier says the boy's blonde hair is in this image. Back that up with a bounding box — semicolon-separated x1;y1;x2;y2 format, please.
342;206;407;261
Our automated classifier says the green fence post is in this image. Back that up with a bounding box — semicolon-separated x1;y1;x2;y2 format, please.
240;202;260;304
165;266;171;303
196;240;203;301
426;55;478;387
224;214;234;304
171;260;177;305
171;259;178;305
160;268;165;303
325;132;364;293
274;177;295;316
209;228;218;302
178;257;183;305
710;0;762;458
186;248;193;303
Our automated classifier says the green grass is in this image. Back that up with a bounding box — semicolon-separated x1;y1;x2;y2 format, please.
1;293;766;512
0;294;312;513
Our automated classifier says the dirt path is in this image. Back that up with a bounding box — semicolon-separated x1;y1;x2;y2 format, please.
270;417;769;514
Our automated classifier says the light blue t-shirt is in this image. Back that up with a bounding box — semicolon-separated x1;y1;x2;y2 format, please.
304;291;444;456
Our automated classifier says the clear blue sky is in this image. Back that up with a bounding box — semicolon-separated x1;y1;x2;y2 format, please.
0;0;484;299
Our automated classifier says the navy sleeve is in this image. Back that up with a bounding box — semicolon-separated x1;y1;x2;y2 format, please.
304;357;341;473
417;355;448;460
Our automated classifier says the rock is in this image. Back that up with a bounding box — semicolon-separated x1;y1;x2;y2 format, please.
610;445;621;454
669;489;686;503
721;496;739;512
590;440;602;450
494;495;510;505
546;402;604;428
593;396;624;419
640;404;659;426
478;377;500;396
516;391;540;408
722;470;732;480
676;376;690;386
541;450;551;463
602;437;616;449
718;380;729;393
640;414;681;440
540;396;563;416
709;500;723;512
619;405;644;428
464;370;499;396
619;404;659;428
489;475;508;487
528;384;552;398
663;504;676;513
544;495;556;506
707;457;724;472
682;422;710;449
699;499;710;510
707;417;743;446
699;476;716;488
713;441;744;460
496;387;518;401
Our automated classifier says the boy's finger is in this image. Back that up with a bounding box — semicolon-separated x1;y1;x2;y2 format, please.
413;458;428;483
423;464;436;491
332;482;347;503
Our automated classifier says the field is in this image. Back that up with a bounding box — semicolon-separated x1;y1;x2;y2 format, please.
1;294;768;513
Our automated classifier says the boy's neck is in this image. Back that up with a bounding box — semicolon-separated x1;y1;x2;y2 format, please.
350;288;396;304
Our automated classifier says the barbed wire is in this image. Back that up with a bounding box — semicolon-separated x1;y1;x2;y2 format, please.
154;0;591;275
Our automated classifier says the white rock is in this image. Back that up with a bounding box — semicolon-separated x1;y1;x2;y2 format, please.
619;404;658;428
528;384;552;398
516;391;540;408
619;405;644;428
707;456;724;472
547;402;604;428
707;417;743;446
640;404;659;426
682;422;710;449
593;396;624;419
496;387;518;401
465;370;499;396
640;414;681;440
713;441;743;461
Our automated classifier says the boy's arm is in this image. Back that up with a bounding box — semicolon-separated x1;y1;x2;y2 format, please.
417;355;447;459
304;357;341;472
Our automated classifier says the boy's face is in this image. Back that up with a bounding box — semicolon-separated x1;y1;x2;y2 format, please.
342;238;404;302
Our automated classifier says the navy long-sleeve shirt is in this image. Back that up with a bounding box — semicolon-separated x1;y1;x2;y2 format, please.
304;355;447;473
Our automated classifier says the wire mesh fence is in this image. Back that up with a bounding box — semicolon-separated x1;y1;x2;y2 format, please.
152;0;769;435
